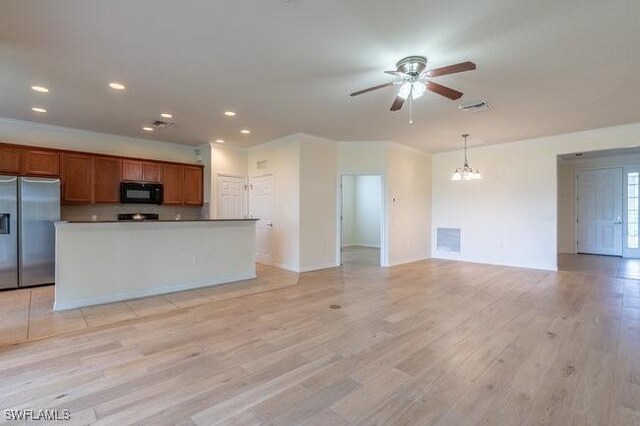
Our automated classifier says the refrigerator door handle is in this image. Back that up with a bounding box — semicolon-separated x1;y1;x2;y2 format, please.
0;213;10;234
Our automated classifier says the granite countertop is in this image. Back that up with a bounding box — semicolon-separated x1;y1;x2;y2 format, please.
56;219;259;224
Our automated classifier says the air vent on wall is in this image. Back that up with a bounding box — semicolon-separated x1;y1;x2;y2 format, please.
151;120;177;129
459;100;490;113
437;228;461;253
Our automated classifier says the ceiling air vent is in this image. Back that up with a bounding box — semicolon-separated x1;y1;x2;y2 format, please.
151;120;177;129
459;100;490;113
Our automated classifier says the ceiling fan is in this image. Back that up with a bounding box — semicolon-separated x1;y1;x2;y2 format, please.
350;56;476;112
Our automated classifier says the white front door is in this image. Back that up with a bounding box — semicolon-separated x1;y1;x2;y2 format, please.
218;175;247;219
249;175;274;265
577;168;623;256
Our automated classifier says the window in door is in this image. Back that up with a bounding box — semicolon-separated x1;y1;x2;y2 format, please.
627;172;639;249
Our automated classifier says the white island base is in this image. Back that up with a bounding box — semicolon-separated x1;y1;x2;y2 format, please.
54;219;257;310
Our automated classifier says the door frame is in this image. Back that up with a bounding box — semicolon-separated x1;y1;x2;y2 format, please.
624;166;640;258
249;174;274;266
216;173;248;219
338;174;386;266
574;166;624;256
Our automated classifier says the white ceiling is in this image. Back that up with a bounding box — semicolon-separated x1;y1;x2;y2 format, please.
1;0;638;152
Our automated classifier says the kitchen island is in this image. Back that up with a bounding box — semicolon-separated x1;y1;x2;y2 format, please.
54;219;257;310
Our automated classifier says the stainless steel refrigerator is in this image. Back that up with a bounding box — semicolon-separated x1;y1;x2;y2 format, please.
0;176;60;289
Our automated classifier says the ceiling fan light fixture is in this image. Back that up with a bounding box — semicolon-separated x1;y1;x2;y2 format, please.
398;82;412;100
412;81;426;99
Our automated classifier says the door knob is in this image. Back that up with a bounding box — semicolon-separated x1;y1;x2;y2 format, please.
614;216;623;225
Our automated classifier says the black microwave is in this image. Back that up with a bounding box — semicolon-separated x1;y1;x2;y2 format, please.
120;182;163;205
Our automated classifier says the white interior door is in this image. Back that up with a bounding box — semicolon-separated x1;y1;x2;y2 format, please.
249;175;274;265
577;168;623;256
218;175;247;219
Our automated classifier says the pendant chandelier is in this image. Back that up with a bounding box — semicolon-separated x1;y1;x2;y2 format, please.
452;134;482;181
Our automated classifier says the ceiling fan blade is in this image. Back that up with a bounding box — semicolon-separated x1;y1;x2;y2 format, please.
350;81;395;97
426;61;476;78
427;82;463;100
390;96;405;111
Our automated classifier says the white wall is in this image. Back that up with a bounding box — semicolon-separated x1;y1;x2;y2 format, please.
248;135;301;271
557;152;640;253
432;122;640;271
299;136;337;271
341;175;357;246
337;142;390;265
387;143;431;266
208;143;248;219
342;175;382;248
55;221;256;310
336;141;431;267
0;117;198;163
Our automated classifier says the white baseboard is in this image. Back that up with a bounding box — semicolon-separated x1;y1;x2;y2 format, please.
273;262;301;273
54;272;257;311
299;262;340;273
385;255;430;267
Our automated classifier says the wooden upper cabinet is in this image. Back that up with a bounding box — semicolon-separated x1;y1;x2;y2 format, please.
122;159;142;182
183;166;204;206
23;149;59;176
142;162;161;183
61;153;93;204
93;157;121;203
122;160;161;182
0;145;22;174
161;164;184;205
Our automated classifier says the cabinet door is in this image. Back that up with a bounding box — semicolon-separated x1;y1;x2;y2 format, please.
61;153;93;204
122;160;142;181
142;162;161;183
184;166;203;206
162;164;184;205
93;157;121;203
0;146;22;174
23;149;60;176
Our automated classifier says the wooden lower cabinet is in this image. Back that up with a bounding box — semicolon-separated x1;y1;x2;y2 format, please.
93;157;121;203
23;149;60;176
184;166;203;206
61;153;94;204
162;164;184;205
0;146;22;174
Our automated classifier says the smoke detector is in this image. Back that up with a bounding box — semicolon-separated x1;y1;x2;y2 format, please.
459;100;490;113
151;120;177;129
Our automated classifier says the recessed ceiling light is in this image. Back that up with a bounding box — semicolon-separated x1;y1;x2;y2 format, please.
142;127;154;132
109;82;126;90
240;129;251;134
160;113;173;118
215;139;225;144
224;111;236;117
31;86;49;93
32;107;47;113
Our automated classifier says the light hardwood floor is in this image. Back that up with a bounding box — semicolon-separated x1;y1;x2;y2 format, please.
0;251;639;425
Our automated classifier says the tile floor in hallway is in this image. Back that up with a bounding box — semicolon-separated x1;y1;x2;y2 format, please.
558;252;640;279
0;264;299;347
